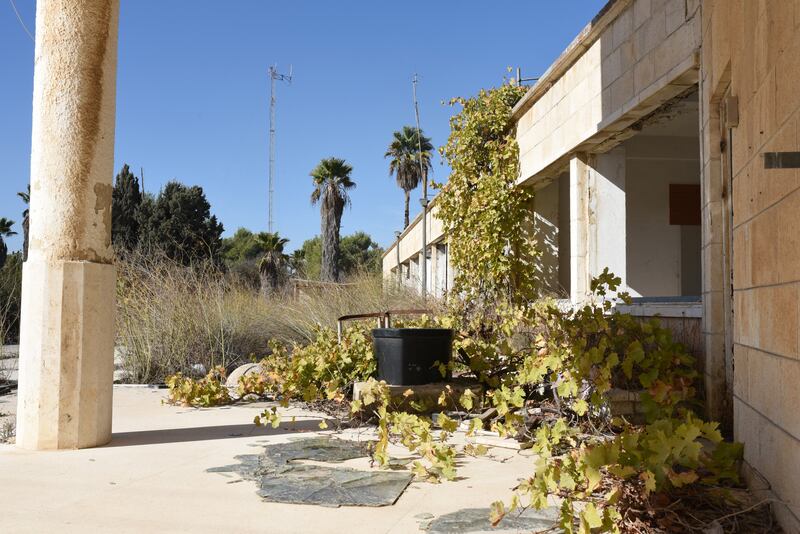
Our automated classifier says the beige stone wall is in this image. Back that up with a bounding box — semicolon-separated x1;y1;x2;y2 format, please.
382;200;446;277
515;0;700;183
700;1;800;529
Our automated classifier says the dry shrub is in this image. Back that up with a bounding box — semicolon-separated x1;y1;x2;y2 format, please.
275;273;431;343
116;252;428;384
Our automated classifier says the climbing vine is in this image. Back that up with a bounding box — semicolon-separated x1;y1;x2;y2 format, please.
436;80;534;306
434;81;539;388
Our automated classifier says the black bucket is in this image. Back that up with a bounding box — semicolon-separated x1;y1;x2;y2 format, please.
372;328;453;385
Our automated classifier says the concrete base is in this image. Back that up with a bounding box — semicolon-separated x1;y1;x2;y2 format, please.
16;260;116;450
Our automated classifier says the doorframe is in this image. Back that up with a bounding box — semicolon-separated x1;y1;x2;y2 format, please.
700;66;735;432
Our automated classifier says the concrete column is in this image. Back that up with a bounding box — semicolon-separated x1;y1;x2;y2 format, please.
569;154;590;303
429;243;439;297
589;147;627;292
16;0;120;450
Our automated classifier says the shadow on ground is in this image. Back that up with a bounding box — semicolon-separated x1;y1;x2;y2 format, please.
107;419;326;447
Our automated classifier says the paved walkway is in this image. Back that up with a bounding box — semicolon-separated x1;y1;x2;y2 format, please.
0;387;556;534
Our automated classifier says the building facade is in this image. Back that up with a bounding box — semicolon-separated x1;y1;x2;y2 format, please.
382;1;799;529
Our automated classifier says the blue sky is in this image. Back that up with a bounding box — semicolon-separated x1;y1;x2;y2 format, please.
1;1;607;253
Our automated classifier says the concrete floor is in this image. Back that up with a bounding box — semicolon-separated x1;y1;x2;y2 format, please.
0;387;551;534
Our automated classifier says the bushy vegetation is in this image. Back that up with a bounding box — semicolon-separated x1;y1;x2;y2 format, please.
290;233;383;280
0;252;22;347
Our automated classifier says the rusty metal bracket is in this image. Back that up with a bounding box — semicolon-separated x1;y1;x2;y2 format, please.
336;309;430;342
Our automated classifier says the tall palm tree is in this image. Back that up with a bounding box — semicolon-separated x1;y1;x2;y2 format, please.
385;126;433;228
18;185;30;261
310;158;356;282
254;232;289;298
0;218;17;270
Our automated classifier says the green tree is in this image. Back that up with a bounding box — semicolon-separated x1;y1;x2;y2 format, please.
17;186;29;261
220;228;267;265
254;232;289;297
310;158;356;282
295;232;382;280
0;218;17;270
340;231;383;277
139;181;224;264
112;164;143;250
385;126;433;228
296;236;322;280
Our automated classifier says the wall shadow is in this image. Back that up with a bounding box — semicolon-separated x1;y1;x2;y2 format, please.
106;418;327;448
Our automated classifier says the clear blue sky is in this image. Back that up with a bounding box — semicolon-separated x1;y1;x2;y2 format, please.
1;0;607;253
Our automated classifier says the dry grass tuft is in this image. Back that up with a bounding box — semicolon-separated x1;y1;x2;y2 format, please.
116;252;428;384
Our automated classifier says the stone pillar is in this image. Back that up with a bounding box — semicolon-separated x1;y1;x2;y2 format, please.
589;148;627;293
16;0;120;450
569;154;590;303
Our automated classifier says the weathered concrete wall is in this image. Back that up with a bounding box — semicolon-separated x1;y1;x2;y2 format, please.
532;179;563;295
700;1;800;530
515;0;701;183
625;135;701;297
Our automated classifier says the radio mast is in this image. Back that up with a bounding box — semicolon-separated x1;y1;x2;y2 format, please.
268;64;292;232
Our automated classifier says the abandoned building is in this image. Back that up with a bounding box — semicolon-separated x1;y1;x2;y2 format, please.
383;0;800;530
6;0;798;531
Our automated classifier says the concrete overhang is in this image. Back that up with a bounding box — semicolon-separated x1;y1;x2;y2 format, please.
511;0;632;122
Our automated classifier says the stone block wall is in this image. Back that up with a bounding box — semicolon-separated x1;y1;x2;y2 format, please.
516;0;700;182
700;1;800;530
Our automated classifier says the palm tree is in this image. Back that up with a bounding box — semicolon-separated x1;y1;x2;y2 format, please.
310;157;356;282
385;126;433;228
0;218;17;270
254;232;289;298
288;249;306;279
18;185;30;261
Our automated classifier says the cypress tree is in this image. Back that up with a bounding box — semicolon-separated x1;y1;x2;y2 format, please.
112;164;143;251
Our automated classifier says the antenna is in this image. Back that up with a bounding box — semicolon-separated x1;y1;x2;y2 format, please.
516;67;540;86
268;64;293;233
413;74;428;299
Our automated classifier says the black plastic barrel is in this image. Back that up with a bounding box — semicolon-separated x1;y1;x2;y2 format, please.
372;328;453;385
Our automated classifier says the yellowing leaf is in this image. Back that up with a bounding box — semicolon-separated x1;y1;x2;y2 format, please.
573;399;588;416
581;503;603;529
489;501;505;527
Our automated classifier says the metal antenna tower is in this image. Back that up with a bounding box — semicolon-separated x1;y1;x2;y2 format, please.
413;74;428;299
268;64;292;233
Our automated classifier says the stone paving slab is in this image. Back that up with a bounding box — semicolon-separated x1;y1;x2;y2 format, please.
425;507;562;533
209;436;414;507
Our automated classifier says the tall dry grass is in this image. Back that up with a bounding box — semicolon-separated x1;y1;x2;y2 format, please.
116;252;428;384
